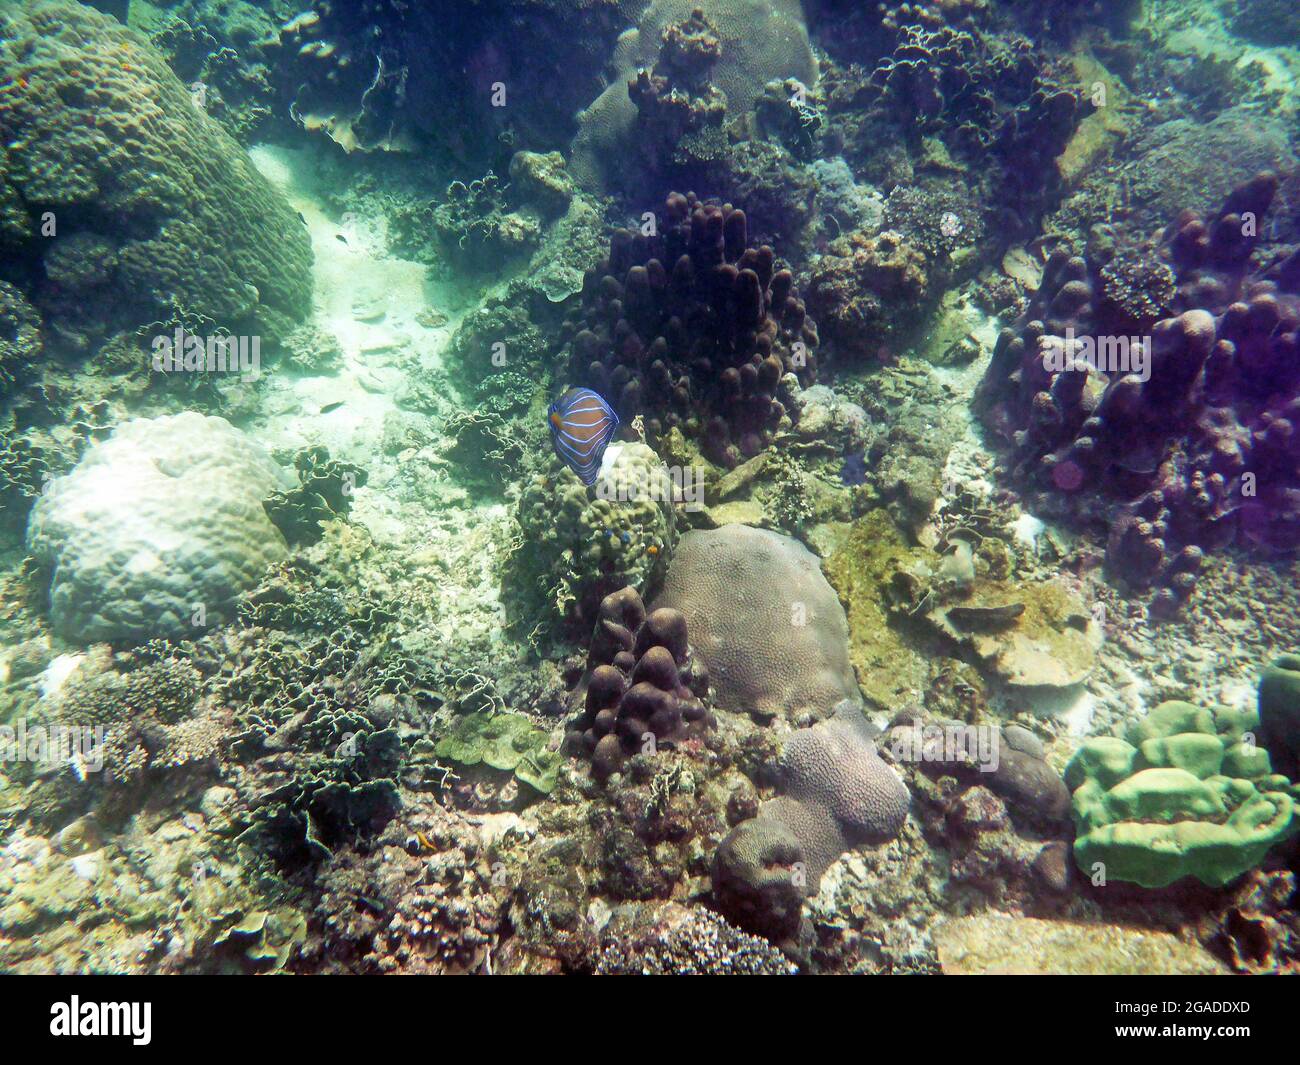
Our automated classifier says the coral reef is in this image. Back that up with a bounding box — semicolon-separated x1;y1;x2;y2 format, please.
977;174;1300;615
713;701;909;944
560;191;818;467
28;413;290;644
263;446;368;548
1066;698;1300;888
508;442;678;628
570;0;817;191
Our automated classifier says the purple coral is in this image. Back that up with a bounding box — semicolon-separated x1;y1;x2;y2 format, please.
566;585;714;781
977;173;1300;613
559;192;818;467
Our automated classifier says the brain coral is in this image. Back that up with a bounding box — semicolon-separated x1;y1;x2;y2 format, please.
1065;699;1300;889
570;0;817;191
652;524;858;723
0;1;312;352
713;702;909;942
27;412;290;644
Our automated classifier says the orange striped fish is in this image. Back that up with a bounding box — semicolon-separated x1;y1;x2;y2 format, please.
548;387;619;486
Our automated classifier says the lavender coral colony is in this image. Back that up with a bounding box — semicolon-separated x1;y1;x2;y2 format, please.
3;0;1300;988
977;173;1300;615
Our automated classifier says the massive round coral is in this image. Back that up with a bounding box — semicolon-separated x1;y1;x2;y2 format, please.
27;412;290;644
652;524;858;723
0;1;313;353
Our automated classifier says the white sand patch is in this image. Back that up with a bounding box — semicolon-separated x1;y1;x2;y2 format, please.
247;144;457;478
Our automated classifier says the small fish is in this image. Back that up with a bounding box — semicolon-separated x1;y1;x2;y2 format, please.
841;450;868;487
335;233;349;244
548;387;619;486
319;401;345;414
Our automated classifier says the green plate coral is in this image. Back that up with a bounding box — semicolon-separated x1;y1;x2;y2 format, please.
434;712;562;795
1065;700;1300;888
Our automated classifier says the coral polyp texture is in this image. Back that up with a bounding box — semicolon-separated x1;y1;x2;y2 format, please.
27;413;289;643
713;701;909;943
652;524;859;724
1065;698;1300;889
0;1;313;352
510;441;678;626
977;173;1300;614
560;192;818;468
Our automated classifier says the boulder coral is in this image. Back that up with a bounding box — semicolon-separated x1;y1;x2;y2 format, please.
27;412;290;644
0;1;312;353
713;701;909;943
652;524;859;724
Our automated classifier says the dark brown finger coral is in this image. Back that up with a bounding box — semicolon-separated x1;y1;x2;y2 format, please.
566;585;714;781
558;191;819;467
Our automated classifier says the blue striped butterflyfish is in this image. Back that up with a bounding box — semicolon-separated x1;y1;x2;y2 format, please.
548;387;619;486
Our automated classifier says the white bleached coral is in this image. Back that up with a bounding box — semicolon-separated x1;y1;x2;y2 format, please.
27;412;290;644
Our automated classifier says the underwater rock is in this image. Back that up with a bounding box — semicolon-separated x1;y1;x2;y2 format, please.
885;712;1071;832
0;1;313;353
1065;698;1300;889
927;576;1100;693
507;151;575;218
653;524;858;724
808;228;931;361
566;585;714;782
934;913;1228;975
27;412;290;644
